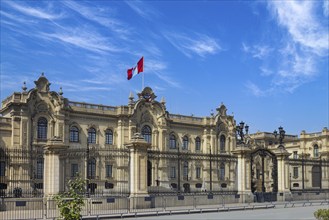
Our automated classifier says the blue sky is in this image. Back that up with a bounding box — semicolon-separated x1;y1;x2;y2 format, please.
1;0;328;135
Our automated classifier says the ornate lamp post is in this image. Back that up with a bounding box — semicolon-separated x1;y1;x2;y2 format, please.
236;121;249;144
177;143;181;194
273;126;285;149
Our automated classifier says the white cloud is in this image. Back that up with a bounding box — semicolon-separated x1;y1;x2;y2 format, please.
62;1;130;37
4;1;64;20
125;1;159;20
323;0;329;17
246;1;328;96
268;1;328;56
40;29;121;54
164;32;221;58
242;43;273;59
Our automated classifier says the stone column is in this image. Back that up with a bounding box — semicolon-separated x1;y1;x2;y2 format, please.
232;146;251;202
275;148;291;201
126;133;151;197
44;137;68;197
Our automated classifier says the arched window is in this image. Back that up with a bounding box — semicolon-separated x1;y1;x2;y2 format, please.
36;156;44;179
88;158;96;179
37;117;47;140
105;129;113;145
169;134;176;149
70;126;79;142
182;136;189;150
88;128;96;144
183;161;188;180
219;163;225;180
195;137;201;151
313;145;319;158
142;125;152;144
220;135;226;152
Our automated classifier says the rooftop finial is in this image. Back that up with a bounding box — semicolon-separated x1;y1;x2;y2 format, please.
59;87;63;96
41;72;44;76
160;97;166;105
22;81;27;92
129;92;134;104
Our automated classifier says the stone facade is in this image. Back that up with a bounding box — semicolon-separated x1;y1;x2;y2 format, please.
0;74;328;199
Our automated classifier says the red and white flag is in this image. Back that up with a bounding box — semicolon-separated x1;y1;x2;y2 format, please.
127;57;144;80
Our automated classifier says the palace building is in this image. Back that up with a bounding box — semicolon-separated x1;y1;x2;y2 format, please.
0;74;328;201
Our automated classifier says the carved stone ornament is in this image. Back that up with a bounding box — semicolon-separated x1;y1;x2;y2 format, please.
138;87;157;102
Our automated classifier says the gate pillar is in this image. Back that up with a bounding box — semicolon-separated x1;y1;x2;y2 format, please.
232;146;252;202
44;137;68;197
126;133;151;197
274;148;291;201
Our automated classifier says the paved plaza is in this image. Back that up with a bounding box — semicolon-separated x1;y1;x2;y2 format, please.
121;205;326;220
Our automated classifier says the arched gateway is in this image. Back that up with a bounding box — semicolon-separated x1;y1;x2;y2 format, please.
250;148;278;202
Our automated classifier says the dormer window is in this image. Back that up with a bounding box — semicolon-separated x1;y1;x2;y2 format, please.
313;145;319;158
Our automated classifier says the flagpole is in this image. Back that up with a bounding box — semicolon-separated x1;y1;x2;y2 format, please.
142;72;144;90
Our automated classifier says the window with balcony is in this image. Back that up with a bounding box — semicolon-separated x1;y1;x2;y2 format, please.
219;163;225;180
70;126;79;142
88;128;96;144
71;164;78;177
182;136;189;150
142;125;152;144
196;166;201;179
36;157;44;179
313;145;319;158
106;164;113;178
169;134;176;149
105;129;113;145
195;137;201;151
183;161;188;180
88;158;96;179
220;135;226;152
37;117;47;140
293;167;298;178
170;166;176;179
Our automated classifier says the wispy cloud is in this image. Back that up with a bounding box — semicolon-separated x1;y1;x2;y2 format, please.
62;1;130;37
40;28;121;54
242;43;273;59
324;0;329;17
165;32;221;58
245;1;328;96
268;1;328;56
125;1;159;20
4;1;64;20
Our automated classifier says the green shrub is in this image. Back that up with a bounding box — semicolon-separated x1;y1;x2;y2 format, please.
314;209;329;220
54;176;86;220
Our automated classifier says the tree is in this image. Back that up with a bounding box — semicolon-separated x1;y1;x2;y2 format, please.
314;209;329;220
53;176;86;220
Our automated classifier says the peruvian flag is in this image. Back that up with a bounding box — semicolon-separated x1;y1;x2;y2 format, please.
127;57;144;80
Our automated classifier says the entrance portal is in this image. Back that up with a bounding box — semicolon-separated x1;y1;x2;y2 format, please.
250;148;278;202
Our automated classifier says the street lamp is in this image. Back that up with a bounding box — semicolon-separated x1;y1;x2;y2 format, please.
236;121;249;144
273;126;285;148
177;143;181;194
209;145;212;193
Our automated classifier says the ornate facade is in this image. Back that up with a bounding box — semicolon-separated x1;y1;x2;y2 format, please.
0;74;328;200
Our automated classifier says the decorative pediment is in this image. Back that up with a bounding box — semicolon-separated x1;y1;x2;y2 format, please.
34;73;51;93
138;87;157;102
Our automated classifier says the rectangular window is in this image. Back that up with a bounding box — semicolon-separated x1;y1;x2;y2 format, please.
293;151;298;159
0;161;5;176
170;166;176;179
36;159;43;179
196;167;201;179
293;167;298;178
71;164;78;177
106;165;113;178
